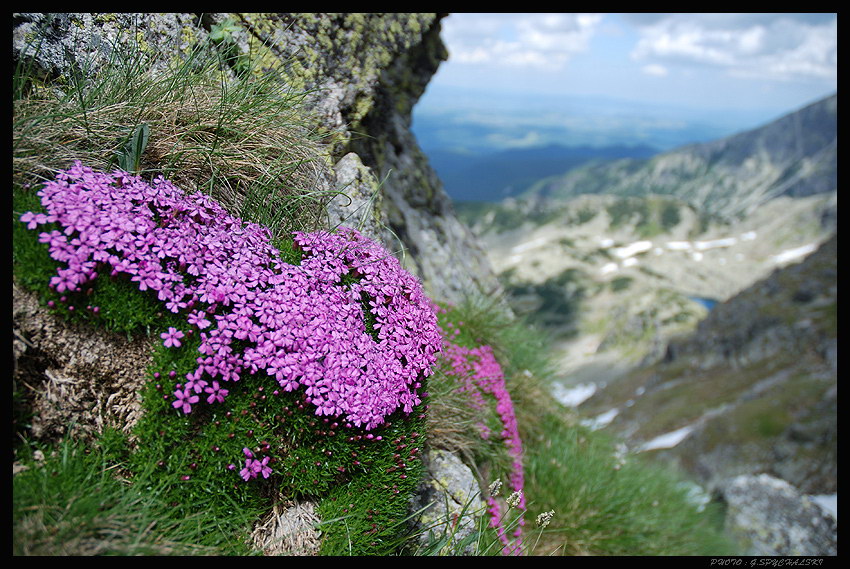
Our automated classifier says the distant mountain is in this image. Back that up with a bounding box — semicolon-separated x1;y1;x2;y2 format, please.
460;94;837;500
524;94;837;220
423;143;659;202
413;86;783;156
580;234;837;495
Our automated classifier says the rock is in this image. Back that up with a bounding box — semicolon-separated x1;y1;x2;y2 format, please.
720;474;837;556
13;283;154;443
326;152;393;246
12;13;209;83
250;499;322;556
408;449;485;554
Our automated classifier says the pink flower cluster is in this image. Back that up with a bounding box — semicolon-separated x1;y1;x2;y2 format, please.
441;322;525;555
21;162;441;432
239;447;272;481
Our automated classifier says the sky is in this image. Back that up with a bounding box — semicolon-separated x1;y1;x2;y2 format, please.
421;13;837;118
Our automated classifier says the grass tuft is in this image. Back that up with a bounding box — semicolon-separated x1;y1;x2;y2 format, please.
13;431;260;555
13;29;334;241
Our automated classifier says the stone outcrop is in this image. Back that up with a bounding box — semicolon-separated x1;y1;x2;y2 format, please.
408;449;486;554
720;474;837;556
13;12;494;554
12;12;500;304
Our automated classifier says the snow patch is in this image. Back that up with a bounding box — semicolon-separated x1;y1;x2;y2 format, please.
599;262;618;276
694;237;737;250
510;237;549;254
771;243;817;264
639;425;695;451
552;382;597;407
613;240;653;259
581;408;619;430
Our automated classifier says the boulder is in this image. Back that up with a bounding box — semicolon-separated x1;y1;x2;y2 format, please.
408;449;486;554
720;474;837;556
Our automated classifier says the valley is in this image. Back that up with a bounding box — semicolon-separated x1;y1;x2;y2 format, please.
448;93;838;520
464;191;834;390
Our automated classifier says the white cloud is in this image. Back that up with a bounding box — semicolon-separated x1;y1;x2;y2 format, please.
442;13;603;70
642;63;668;76
628;13;837;82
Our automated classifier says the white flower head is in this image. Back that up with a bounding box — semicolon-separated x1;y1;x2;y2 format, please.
506;490;522;508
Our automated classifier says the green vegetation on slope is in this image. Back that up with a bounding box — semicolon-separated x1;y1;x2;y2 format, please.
433;298;737;555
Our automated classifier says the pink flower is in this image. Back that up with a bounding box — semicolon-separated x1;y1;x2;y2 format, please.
22;164;443;431
187;310;211;329
160;327;185;348
171;388;199;414
20;211;48;229
204;381;228;404
238;448;273;481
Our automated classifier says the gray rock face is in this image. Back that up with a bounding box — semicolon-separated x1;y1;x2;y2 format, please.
344;17;504;303
408;449;486;554
326;152;393;245
13;13;498;555
12;12;501;305
12;13;205;82
720;474;837;556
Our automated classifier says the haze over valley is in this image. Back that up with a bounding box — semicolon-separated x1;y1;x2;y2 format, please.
411;12;837;550
418;89;838;523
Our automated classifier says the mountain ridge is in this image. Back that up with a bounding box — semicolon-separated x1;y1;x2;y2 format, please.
422;142;659;202
460;88;837;507
522;93;837;220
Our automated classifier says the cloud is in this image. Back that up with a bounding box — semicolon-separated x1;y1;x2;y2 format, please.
628;13;837;81
442;13;603;70
642;63;668;77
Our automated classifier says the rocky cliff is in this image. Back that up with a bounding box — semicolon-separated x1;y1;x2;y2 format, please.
12;12;500;305
12;13;501;554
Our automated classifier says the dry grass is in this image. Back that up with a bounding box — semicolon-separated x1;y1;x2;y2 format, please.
13;44;336;240
425;364;488;467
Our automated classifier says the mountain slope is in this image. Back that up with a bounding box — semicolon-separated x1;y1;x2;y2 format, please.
579;234;837;495
423;143;659;202
524;94;837;220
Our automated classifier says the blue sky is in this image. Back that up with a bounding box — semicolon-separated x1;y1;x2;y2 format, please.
420;13;837;118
